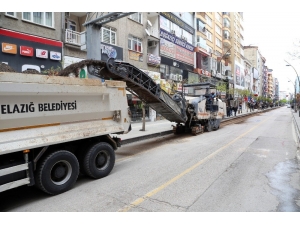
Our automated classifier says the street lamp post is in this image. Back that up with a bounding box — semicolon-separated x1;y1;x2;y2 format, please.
285;60;300;113
288;80;296;112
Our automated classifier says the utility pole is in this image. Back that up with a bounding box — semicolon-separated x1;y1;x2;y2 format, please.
285;60;300;114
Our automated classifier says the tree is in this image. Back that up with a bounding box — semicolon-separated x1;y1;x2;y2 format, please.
139;102;146;132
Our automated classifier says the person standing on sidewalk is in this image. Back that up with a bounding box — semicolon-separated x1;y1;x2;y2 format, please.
238;102;242;114
226;104;230;117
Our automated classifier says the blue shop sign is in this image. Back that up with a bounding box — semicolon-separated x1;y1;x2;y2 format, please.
160;29;194;52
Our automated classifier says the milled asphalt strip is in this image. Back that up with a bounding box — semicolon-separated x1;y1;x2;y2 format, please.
118;112;272;212
122;107;278;145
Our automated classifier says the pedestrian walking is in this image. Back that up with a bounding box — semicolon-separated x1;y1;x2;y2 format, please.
226;105;230;117
233;106;238;116
238;102;242;114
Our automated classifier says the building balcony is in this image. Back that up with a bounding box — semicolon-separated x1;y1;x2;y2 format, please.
65;29;86;46
222;12;230;20
223;25;230;32
223;38;231;48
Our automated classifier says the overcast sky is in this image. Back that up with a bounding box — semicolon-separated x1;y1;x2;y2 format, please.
243;11;300;94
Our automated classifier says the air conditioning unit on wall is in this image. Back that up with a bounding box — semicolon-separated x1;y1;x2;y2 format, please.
148;41;157;48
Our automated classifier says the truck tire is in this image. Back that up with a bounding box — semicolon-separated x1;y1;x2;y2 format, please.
83;142;115;179
35;150;79;195
206;120;212;132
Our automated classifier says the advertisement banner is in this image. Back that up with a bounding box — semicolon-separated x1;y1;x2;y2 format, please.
235;65;240;86
50;51;61;60
147;53;161;66
20;46;33;57
2;42;17;54
128;50;143;62
36;49;48;59
160;38;193;65
160;39;176;58
160;28;194;52
240;70;245;87
101;42;123;61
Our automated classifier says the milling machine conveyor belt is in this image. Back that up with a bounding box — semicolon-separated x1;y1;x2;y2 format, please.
59;59;187;123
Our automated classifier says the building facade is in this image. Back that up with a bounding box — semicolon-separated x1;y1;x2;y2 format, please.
0;12;63;73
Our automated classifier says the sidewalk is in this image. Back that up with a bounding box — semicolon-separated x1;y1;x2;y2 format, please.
290;108;300;162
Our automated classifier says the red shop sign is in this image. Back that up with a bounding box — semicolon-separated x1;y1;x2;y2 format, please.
20;46;33;57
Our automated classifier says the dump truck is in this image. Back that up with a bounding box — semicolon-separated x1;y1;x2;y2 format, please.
0;72;131;195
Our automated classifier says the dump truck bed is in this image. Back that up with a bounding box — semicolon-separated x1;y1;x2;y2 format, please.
0;73;131;155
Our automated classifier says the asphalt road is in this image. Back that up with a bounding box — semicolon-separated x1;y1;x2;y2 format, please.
1;107;299;212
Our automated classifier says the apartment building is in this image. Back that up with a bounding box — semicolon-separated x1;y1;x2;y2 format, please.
189;12;233;100
228;12;245;92
0;12;63;73
274;77;279;102
63;12;160;77
62;12;161;121
267;69;274;98
244;46;266;96
159;12;195;92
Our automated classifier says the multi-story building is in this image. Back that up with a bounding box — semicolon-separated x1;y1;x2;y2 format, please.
0;12;63;73
159;12;195;90
243;57;253;93
62;12;161;121
274;77;279;102
267;69;273;98
229;12;245;93
244;46;267;97
193;12;233;98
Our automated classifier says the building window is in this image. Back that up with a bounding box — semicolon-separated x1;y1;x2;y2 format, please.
22;12;54;27
207;46;213;54
223;18;230;29
205;15;212;27
160;15;171;32
182;30;192;44
215;25;221;35
6;12;16;17
171;23;182;37
101;27;116;45
216;13;222;23
196;18;206;33
216;38;222;48
128;35;142;52
206;30;212;42
65;19;77;31
129;13;142;24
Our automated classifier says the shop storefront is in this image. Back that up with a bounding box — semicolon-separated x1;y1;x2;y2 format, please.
159;13;195;95
0;28;62;73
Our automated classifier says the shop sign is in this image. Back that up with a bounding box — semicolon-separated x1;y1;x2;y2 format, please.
36;49;48;59
235;65;241;86
160;29;194;52
160;39;176;58
101;44;117;59
20;46;33;57
160;38;193;65
50;51;61;60
128;50;143;62
147;53;161;66
2;42;17;54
